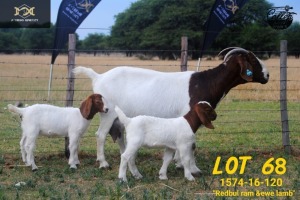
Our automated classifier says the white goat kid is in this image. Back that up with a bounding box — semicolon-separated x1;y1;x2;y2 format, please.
8;94;108;171
115;101;217;181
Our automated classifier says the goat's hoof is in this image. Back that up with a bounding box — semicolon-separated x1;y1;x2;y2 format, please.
99;165;112;170
118;178;127;183
99;161;110;169
191;171;202;177
186;176;195;181
134;174;143;180
159;175;168;180
32;168;38;172
70;165;77;169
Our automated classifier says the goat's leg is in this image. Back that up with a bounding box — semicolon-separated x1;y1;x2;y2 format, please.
159;148;175;180
178;145;195;181
118;151;131;182
72;136;82;165
119;139;142;181
128;152;142;179
175;150;200;174
20;135;27;164
173;150;183;169
68;136;80;169
24;136;38;171
74;138;81;165
96;113;116;168
190;150;202;176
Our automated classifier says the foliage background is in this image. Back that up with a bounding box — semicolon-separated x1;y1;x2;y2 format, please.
1;0;300;58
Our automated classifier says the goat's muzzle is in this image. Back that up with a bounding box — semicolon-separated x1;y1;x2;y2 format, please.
99;106;109;113
261;75;269;84
260;68;270;84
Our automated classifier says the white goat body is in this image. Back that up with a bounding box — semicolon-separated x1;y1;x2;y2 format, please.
76;66;192;118
10;105;89;136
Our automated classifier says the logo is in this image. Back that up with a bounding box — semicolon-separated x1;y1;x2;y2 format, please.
213;0;240;24
14;4;35;19
12;3;38;24
223;0;239;14
0;0;50;28
267;5;297;30
75;0;94;13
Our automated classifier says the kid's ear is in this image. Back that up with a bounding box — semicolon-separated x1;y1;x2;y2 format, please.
79;95;93;119
195;103;217;129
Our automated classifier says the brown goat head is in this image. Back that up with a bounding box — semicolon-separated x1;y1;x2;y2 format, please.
194;101;217;129
219;47;269;84
80;94;108;120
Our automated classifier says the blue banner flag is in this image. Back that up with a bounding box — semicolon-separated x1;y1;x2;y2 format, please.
200;0;249;58
51;0;102;64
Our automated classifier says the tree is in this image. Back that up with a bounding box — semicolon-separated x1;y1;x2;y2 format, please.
81;33;110;56
280;22;300;58
20;25;55;54
140;0;212;59
0;31;20;54
215;23;279;58
110;0;275;59
213;0;278;57
111;0;213;58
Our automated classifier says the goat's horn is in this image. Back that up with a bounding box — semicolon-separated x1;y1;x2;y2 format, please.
218;47;249;61
218;47;242;56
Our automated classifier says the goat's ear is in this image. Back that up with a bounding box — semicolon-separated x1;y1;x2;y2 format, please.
237;54;253;82
80;95;93;119
195;104;217;129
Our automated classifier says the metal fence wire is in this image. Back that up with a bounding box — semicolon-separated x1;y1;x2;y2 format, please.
0;46;299;156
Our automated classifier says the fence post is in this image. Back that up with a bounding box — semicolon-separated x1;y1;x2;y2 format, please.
64;34;76;158
180;36;188;71
280;40;291;154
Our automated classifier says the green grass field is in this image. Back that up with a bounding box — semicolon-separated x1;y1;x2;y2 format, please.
0;54;299;199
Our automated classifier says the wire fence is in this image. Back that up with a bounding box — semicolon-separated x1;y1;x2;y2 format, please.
0;49;299;156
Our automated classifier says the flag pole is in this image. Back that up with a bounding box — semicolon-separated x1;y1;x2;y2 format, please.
48;63;53;101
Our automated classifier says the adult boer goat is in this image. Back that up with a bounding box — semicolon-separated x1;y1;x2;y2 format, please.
73;47;269;168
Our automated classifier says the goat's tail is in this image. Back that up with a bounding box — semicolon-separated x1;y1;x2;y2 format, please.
73;66;99;81
7;104;24;116
114;106;130;126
